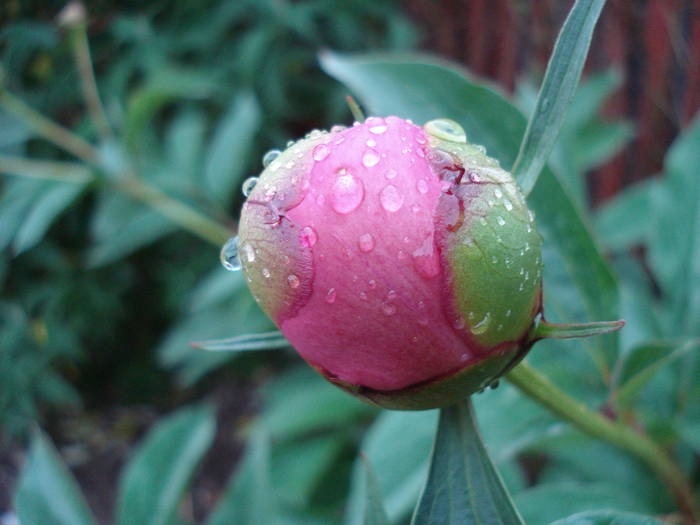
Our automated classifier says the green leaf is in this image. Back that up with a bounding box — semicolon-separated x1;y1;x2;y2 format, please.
512;0;607;195
13;182;85;254
548;510;666;525
321;52;620;367
614;339;700;407
649;113;700;335
411;399;523;525
345;410;436;525
361;456;390;525
0;154;93;183
14;430;98;525
206;426;277;525
262;366;375;441
204;91;261;203
116;405;215;525
514;482;654;524
595;180;655;250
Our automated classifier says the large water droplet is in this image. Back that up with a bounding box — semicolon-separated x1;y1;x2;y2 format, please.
300;226;318;247
262;149;281;168
380;185;404;212
331;169;364;214
362;150;380;168
470;312;491;335
241;176;258;197
358;233;375;253
424;119;467;143
313;144;330;162
220;237;241;271
330;124;347;133
325;288;337;304
416;179;428;194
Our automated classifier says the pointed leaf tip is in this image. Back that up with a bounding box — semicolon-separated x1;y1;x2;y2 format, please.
531;319;625;342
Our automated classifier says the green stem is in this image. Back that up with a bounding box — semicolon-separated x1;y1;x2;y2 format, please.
345;95;366;122
118;175;232;246
0;91;97;163
67;21;114;141
507;361;700;521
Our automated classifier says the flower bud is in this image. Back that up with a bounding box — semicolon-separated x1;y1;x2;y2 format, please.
233;117;547;409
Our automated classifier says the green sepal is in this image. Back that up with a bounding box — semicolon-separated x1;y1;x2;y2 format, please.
529;318;625;343
316;342;528;411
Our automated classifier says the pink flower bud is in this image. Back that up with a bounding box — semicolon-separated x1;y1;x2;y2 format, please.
235;116;544;409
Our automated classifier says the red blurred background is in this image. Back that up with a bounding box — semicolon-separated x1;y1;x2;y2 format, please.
408;0;700;203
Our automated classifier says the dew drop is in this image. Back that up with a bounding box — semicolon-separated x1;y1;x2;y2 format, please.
331;124;347;133
497;216;506;226
369;125;388;134
300;226;318;247
417;179;429;194
453;318;466;330
359;291;368;301
358;233;375;253
262;268;271;278
470;312;491;335
494;188;503;198
331;169;364;214
506;309;512;317
387;289;397;301
312;144;330;161
366;139;377;147
384;168;398;180
380;185;404;212
241;176;258;197
368;279;377;289
287;274;300;288
262;149;281;168
325;288;337;304
503;199;513;211
412;235;441;279
220;237;242;271
362;150;380;167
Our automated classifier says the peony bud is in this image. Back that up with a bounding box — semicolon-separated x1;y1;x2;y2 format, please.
229;116;612;410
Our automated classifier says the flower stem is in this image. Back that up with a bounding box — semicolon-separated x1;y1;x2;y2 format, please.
0;91;97;163
506;361;700;521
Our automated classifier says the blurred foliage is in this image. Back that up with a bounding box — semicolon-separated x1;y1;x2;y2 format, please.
0;0;417;442
2;1;700;524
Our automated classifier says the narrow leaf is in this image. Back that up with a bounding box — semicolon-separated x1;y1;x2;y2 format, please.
14;430;98;525
116;405;215;525
192;330;288;352
532;319;625;341
513;0;607;196
361;455;390;525
411;399;523;525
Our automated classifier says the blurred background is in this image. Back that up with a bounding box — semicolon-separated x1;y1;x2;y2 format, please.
1;1;699;524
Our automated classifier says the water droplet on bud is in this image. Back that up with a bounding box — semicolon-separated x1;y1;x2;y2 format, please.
424;119;467;143
380;185;404;212
262;149;281;168
241;177;258;197
220;237;241;271
331;169;364;214
358;233;375;253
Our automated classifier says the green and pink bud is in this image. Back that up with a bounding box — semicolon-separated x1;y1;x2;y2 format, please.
228;116;620;410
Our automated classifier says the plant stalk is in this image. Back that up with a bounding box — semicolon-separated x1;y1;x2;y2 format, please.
0;91;97;163
506;361;700;522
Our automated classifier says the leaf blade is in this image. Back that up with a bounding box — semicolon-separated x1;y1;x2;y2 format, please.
411;399;523;525
513;0;607;195
116;405;215;525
